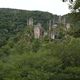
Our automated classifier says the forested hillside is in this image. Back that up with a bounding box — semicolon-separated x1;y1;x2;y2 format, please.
0;8;59;47
0;8;80;80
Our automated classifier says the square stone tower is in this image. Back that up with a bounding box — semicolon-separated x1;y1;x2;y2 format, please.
34;23;44;39
27;18;33;26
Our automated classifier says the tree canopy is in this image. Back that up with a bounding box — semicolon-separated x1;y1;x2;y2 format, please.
0;5;80;80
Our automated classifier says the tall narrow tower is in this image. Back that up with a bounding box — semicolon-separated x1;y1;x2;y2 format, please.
58;16;62;24
63;17;66;27
53;19;55;25
48;20;52;39
27;18;33;26
49;20;52;31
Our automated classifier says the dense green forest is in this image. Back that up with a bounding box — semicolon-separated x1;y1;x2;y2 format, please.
0;8;80;80
0;8;59;47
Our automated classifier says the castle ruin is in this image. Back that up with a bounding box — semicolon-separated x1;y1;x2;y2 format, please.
27;16;70;40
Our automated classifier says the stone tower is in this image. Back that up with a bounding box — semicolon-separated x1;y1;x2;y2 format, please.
49;20;52;31
58;16;62;24
66;23;70;30
34;23;44;39
63;17;66;26
27;18;33;26
48;20;52;39
48;20;58;40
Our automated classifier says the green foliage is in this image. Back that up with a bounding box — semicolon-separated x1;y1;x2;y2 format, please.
0;8;59;47
73;0;80;12
0;35;80;80
0;8;80;80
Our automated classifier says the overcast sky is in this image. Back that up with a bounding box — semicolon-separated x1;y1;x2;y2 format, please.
0;0;70;15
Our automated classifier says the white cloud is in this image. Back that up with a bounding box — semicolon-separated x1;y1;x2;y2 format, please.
0;0;70;15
